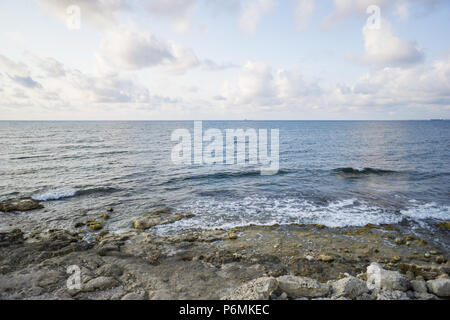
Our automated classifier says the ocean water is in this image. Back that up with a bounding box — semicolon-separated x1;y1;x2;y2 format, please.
0;121;449;243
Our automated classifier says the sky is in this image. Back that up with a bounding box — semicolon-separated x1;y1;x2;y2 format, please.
0;0;449;120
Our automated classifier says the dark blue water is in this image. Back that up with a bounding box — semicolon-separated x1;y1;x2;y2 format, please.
0;121;449;241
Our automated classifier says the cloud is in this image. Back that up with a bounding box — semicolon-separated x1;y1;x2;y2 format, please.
294;0;315;31
221;56;450;115
25;52;66;78
201;59;239;71
98;25;199;74
34;0;130;28
0;53;180;112
361;18;424;66
239;0;277;35
144;0;197;33
222;61;322;107
0;55;42;89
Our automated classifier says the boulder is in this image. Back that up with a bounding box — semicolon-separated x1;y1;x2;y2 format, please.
277;275;330;298
222;277;278;300
426;278;450;297
0;199;43;212
367;262;410;291
331;276;369;299
410;280;428;293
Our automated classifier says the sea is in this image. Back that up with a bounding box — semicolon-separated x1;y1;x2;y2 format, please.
0;121;449;246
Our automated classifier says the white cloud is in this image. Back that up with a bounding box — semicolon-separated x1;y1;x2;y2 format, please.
361;18;423;66
239;0;277;35
98;25;199;74
221;56;450;115
294;0;315;31
222;61;322;108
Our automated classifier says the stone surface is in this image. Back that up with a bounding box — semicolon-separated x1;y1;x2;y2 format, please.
367;262;410;291
133;210;194;230
410;280;428;293
426;278;450;297
121;292;146;300
0;199;43;213
277;275;330;298
222;277;278;300
376;290;410;300
83;276;118;292
331;276;369;299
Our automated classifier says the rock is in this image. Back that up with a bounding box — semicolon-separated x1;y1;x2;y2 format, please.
150;289;174;300
88;221;103;231
96;264;123;277
435;256;446;264
331;276;369;299
438;221;450;229
410;280;428;293
222;277;278;300
0;229;24;246
83;276;117;292
317;255;334;262
426;278;450;297
133;210;194;230
121;292;146;300
277;275;330;298
414;292;436;300
0;199;43;212
367;262;410;291
376;290;410;300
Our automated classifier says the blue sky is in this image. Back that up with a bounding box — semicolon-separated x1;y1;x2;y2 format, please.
0;0;449;120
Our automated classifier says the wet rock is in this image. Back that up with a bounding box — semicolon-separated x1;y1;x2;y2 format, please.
133;210;194;230
367;262;410;291
0;199;43;212
426;278;450;297
0;229;24;246
87;220;103;231
83;276;118;292
437;221;450;230
277;275;330;298
317;255;334;263
331;276;369;299
222;277;278;300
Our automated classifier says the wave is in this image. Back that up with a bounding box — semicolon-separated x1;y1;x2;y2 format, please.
31;186;120;201
162;169;291;185
333;167;399;176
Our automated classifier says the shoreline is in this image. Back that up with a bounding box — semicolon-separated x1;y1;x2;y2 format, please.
0;207;449;300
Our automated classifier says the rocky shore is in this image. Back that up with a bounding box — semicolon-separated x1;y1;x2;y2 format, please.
0;202;449;300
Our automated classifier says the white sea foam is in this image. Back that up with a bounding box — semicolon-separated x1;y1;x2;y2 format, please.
400;201;450;220
32;189;77;201
155;197;406;234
